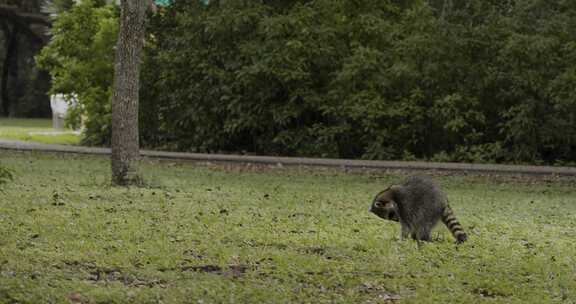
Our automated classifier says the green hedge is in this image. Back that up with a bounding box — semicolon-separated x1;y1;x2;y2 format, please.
141;0;576;163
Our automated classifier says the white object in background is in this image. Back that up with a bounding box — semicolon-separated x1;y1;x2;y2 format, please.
50;94;72;130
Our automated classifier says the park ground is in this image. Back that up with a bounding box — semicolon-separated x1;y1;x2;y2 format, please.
0;150;575;303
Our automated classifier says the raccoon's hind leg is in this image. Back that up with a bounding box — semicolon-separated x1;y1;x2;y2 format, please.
400;223;411;240
415;227;433;242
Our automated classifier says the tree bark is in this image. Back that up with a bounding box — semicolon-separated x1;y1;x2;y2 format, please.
110;0;148;186
1;21;19;116
0;4;49;43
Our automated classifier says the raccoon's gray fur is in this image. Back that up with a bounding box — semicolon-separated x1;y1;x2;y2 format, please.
370;176;467;244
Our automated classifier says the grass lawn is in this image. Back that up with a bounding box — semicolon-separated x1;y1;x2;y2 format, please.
0;150;575;303
0;118;80;145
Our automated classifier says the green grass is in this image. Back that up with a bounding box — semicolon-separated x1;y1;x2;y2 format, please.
0;150;575;303
0;118;80;145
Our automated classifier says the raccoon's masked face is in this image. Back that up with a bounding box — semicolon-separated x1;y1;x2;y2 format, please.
370;192;400;222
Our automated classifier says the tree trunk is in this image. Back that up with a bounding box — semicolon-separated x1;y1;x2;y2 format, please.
1;21;19;116
110;0;148;186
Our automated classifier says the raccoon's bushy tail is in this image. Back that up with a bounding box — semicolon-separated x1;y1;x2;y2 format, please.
441;205;467;244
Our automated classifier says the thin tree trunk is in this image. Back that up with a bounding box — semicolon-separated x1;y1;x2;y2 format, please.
1;21;18;117
110;0;148;186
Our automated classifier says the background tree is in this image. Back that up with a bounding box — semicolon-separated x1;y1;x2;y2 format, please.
110;0;150;186
0;0;51;117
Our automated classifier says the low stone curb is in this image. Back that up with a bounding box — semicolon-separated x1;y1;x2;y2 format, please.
1;139;575;176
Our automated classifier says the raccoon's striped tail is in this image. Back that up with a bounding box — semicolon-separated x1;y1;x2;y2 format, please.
441;205;467;244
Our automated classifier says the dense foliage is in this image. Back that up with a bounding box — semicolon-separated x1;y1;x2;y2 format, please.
39;0;576;164
36;0;117;145
143;0;576;163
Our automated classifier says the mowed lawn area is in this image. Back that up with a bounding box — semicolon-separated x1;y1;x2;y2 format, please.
0;151;575;303
0;118;80;145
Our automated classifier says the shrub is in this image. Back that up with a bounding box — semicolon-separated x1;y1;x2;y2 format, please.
36;0;118;146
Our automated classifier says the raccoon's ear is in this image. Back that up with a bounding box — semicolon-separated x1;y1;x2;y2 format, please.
388;185;402;203
372;189;387;203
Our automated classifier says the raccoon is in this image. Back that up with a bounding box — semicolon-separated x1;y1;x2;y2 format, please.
370;176;467;244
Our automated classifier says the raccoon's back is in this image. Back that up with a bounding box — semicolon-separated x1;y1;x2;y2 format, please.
401;176;447;210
